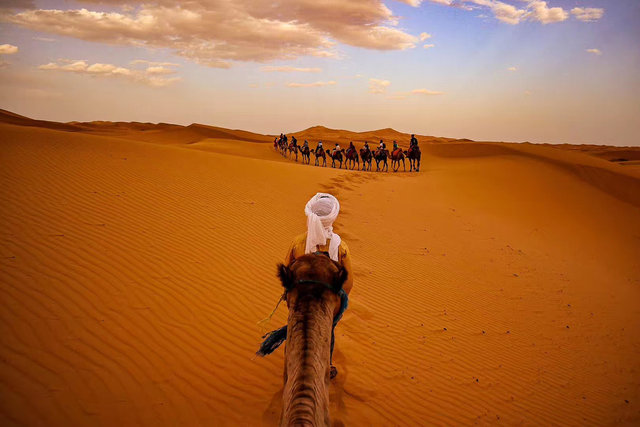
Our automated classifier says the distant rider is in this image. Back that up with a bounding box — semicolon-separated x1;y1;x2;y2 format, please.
315;141;324;155
410;134;419;151
347;141;355;155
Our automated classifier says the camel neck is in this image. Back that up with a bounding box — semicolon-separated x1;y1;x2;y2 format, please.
281;297;335;426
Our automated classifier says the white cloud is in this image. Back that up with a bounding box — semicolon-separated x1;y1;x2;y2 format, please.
469;0;525;24
507;66;517;71
420;32;432;41
586;48;602;55
86;63;120;74
37;59;181;87
493;2;526;24
286;80;337;88
33;36;55;42
6;1;419;68
0;44;19;54
412;88;444;95
463;0;570;25
571;7;604;23
395;0;424;6
405;1;598;26
524;1;568;24
423;43;435;49
261;66;322;73
146;66;176;75
369;78;391;94
48;60;87;72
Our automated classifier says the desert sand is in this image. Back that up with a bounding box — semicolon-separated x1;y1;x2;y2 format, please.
1;109;639;425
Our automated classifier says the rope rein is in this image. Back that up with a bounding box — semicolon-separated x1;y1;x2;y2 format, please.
257;292;285;330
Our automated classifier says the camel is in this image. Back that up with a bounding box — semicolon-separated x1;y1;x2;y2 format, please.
288;143;299;161
299;145;311;165
328;149;344;169
373;148;389;172
406;146;421;172
312;148;327;167
276;254;348;426
280;140;289;157
359;147;372;171
389;148;406;172
344;147;359;170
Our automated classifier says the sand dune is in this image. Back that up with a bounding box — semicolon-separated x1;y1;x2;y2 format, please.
0;109;85;132
290;125;461;148
1;112;639;425
426;142;640;207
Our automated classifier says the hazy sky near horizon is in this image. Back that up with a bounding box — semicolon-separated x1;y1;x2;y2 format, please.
0;0;638;146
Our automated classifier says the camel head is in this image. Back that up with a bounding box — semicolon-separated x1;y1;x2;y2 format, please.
276;253;348;426
277;253;348;308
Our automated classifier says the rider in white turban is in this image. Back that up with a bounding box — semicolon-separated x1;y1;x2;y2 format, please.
258;192;353;377
283;192;353;295
304;193;341;261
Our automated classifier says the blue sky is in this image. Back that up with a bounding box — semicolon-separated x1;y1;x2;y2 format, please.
0;0;638;145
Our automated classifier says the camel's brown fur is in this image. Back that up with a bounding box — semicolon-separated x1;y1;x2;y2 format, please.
277;254;348;426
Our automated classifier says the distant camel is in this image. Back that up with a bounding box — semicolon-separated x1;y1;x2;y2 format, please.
288;143;299;161
328;149;344;169
277;254;349;426
406;146;421;172
299;145;311;165
390;148;406;172
373;148;389;172
359;147;372;171
312;148;327;167
344;147;359;170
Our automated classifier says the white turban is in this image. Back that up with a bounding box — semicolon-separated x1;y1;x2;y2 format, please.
304;193;341;261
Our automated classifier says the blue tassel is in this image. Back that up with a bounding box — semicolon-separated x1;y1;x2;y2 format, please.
256;326;288;357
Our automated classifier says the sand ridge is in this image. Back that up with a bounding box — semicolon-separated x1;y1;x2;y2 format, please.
1;112;639;425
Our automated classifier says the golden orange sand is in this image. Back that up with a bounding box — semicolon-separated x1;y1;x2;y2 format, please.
1;111;639;425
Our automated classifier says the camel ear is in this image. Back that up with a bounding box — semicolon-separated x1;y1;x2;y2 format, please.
277;263;294;290
332;265;349;292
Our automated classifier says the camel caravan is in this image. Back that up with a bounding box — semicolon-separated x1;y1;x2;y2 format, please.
257;193;351;426
274;133;422;172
